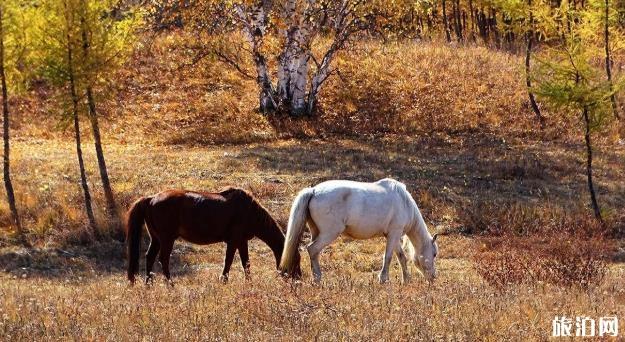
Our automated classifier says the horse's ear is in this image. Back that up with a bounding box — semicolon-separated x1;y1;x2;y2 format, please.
432;233;438;242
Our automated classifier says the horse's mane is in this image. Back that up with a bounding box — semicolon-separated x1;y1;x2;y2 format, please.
383;179;417;213
220;187;283;234
386;180;428;261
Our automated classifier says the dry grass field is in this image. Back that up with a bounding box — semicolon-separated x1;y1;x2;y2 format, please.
1;36;624;340
0;240;623;341
0;136;624;340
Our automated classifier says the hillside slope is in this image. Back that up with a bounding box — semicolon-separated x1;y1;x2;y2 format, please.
13;34;622;145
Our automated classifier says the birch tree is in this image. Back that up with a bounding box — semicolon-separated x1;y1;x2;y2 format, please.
185;0;370;116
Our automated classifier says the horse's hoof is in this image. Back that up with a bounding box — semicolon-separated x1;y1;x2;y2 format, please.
378;275;390;284
219;274;229;283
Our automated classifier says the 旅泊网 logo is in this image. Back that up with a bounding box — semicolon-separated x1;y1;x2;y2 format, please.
552;316;619;337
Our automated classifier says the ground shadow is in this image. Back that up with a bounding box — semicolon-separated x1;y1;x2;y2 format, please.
236;134;625;210
0;239;215;281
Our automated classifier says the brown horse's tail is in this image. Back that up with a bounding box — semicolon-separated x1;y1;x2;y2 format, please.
126;197;151;283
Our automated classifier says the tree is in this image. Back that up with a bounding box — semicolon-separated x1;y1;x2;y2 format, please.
0;0;37;246
183;0;372;117
602;0;620;119
533;4;623;222
40;0;99;235
76;0;140;228
0;1;22;243
39;0;139;236
524;0;545;126
577;0;624;120
442;0;452;42
492;0;551;126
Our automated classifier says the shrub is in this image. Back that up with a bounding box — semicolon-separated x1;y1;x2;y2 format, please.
457;200;614;237
474;237;608;290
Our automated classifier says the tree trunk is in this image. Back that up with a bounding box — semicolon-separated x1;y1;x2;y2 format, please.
290;54;309;116
453;0;463;42
288;24;312;116
525;0;545;127
491;9;500;49
66;30;97;235
0;8;27;246
86;88;118;219
276;0;297;104
477;9;488;43
583;107;603;222
79;7;118;224
275;0;315;116
468;0;475;41
442;0;451;42
236;1;276;114
604;0;620;120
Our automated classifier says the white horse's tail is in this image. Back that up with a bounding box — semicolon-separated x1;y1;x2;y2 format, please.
279;187;314;276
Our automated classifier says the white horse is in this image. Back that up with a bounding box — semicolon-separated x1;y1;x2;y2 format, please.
279;178;439;283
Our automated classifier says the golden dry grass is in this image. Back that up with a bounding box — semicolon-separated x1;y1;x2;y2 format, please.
0;137;623;340
0;236;624;341
1;136;623;244
12;33;623;145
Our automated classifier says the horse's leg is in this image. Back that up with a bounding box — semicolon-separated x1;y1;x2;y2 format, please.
307;217;319;241
307;230;340;283
395;241;410;284
379;233;401;283
220;242;236;283
238;240;250;280
158;238;175;283
145;236;160;284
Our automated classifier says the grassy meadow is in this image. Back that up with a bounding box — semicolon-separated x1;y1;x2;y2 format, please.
1;35;624;340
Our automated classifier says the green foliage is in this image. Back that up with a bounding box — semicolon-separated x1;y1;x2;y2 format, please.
533;3;623;129
0;0;41;93
36;0;142;118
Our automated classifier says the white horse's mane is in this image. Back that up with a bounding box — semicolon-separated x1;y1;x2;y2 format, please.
382;179;418;225
386;180;431;262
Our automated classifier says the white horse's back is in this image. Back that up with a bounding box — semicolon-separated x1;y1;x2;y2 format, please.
309;178;413;239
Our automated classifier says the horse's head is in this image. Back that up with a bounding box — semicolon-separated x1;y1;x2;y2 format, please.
412;233;439;282
278;249;303;279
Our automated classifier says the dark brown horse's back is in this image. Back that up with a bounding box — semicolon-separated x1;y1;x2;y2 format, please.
145;189;241;245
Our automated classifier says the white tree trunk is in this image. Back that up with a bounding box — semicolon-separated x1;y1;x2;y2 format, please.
289;24;311;115
276;0;297;100
275;0;315;115
236;1;276;112
237;0;360;116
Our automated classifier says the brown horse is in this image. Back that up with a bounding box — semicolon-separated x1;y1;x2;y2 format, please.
125;187;301;283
